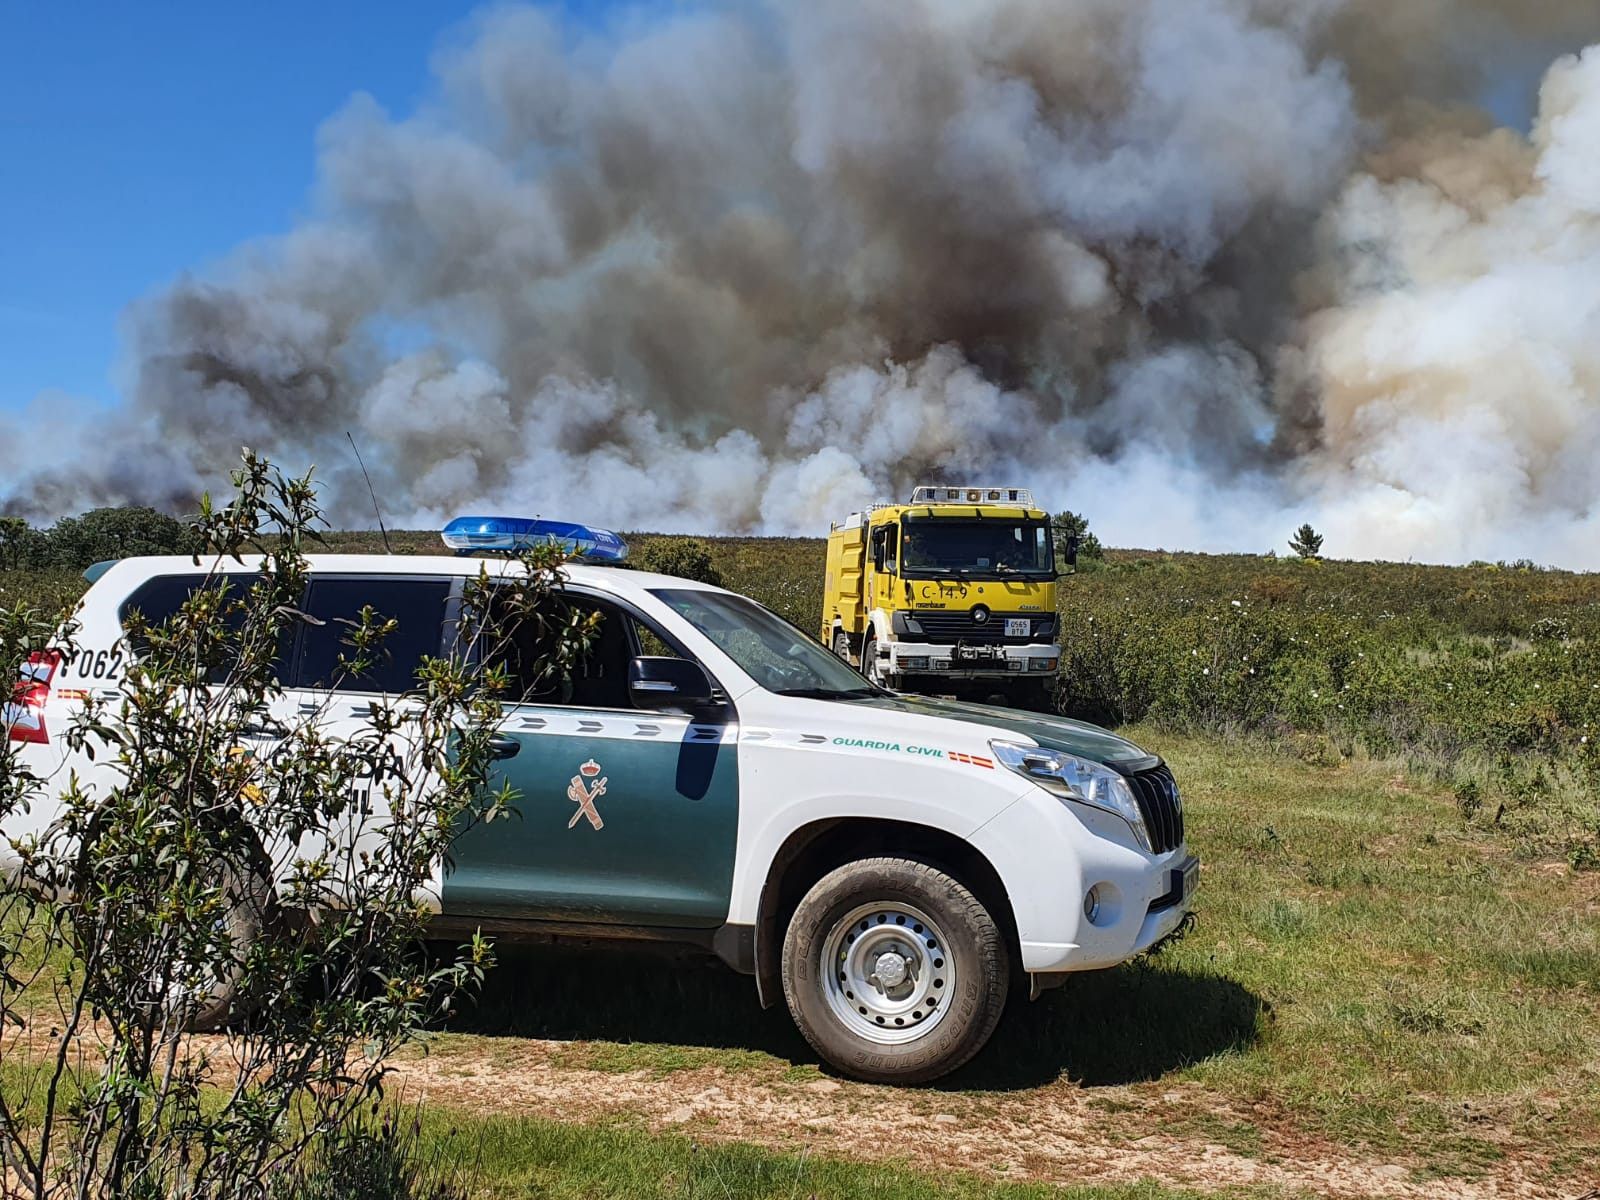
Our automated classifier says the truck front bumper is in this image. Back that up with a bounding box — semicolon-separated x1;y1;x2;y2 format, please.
887;641;1060;680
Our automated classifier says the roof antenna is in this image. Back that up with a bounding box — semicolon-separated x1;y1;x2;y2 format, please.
346;430;393;554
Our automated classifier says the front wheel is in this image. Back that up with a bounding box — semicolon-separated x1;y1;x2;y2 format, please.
831;628;854;665
861;636;893;689
781;857;1009;1084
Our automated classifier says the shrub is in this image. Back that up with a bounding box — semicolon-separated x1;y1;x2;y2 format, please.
633;536;724;586
1052;510;1104;565
0;454;586;1199
43;504;200;567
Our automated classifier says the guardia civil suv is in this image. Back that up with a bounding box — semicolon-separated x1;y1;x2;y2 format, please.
4;518;1197;1084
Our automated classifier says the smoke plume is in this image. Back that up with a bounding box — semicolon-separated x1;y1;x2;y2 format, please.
6;0;1600;565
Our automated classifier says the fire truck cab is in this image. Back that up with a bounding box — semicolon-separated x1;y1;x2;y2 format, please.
821;486;1062;709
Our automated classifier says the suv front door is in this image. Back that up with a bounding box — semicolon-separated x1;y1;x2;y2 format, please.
443;592;739;928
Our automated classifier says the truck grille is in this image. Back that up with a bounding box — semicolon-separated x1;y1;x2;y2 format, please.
913;612;1046;644
1128;764;1184;854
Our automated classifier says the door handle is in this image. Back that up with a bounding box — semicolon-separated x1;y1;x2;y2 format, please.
487;735;521;760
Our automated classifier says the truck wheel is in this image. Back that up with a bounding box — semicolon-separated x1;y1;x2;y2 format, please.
832;628;854;665
781;857;1009;1084
861;636;890;687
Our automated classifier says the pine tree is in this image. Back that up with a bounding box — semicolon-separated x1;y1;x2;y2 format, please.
1052;511;1104;561
1289;523;1324;559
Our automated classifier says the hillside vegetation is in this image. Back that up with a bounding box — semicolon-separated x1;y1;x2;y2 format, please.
6;530;1597;866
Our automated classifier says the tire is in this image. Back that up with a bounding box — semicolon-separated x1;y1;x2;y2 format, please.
861;636;891;688
171;859;274;1033
831;628;854;664
781;857;1009;1085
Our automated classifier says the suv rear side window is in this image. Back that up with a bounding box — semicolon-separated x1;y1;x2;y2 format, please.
119;573;278;682
293;577;451;694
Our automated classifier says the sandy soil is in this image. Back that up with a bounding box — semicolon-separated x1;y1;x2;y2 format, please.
387;1036;1582;1200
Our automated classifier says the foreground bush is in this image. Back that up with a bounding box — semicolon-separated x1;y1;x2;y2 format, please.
0;454;584;1199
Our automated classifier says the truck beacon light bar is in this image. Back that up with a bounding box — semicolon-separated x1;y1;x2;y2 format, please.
908;486;1034;506
440;516;629;562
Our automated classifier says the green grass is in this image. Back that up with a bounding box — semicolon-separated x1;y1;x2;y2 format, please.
1138;735;1599;1157
410;1108;1278;1200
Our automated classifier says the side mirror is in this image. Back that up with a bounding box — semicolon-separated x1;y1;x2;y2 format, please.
628;656;718;710
1063;534;1080;569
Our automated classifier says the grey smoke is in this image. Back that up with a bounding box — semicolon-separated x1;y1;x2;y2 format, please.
5;0;1600;565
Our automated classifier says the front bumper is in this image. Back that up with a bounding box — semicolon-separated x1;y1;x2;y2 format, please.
1027;854;1198;972
887;640;1060;680
969;788;1199;974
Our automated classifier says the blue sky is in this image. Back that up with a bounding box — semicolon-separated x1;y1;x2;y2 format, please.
0;1;618;415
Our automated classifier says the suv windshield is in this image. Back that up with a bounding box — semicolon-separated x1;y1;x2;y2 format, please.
900;518;1054;578
651;589;881;699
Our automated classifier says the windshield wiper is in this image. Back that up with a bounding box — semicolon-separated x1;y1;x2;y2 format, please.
771;686;882;700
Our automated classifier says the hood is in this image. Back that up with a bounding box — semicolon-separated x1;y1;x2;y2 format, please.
847;694;1159;773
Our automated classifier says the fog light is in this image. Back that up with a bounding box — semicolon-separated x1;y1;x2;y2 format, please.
1007;659;1024;671
1084;885;1103;924
931;658;952;670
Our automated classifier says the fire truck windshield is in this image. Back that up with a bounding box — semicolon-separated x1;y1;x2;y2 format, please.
900;518;1054;579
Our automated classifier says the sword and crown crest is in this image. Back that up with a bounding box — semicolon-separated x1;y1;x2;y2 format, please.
567;759;607;830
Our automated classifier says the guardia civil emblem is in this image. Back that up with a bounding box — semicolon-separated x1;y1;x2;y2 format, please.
567;758;607;830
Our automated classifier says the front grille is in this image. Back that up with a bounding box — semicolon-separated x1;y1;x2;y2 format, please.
1128;764;1184;854
913;612;1046;645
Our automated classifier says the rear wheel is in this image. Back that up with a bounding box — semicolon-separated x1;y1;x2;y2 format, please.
781;857;1009;1084
168;859;274;1032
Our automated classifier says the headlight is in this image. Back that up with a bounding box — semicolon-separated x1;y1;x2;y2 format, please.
892;612;925;636
989;739;1152;851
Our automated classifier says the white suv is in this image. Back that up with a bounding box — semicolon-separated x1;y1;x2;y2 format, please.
5;535;1196;1084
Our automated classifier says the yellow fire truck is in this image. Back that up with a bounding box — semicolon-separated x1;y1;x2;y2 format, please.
821;485;1066;708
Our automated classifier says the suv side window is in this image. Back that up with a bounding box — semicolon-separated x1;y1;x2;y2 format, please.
488;594;634;709
486;593;701;710
119;573;277;682
293;576;451;694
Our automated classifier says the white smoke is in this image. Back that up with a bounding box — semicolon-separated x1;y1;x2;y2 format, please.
5;1;1600;566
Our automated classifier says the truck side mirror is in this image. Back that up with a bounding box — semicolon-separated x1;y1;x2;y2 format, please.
629;656;718;710
1063;534;1080;569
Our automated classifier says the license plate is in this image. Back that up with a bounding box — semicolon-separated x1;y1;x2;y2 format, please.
1004;618;1030;637
1179;859;1200;901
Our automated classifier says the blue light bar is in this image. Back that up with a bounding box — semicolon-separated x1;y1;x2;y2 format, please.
441;516;629;562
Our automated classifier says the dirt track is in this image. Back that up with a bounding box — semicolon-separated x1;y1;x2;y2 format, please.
391;1036;1574;1200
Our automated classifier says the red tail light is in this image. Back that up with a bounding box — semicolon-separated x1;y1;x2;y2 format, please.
6;650;61;745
